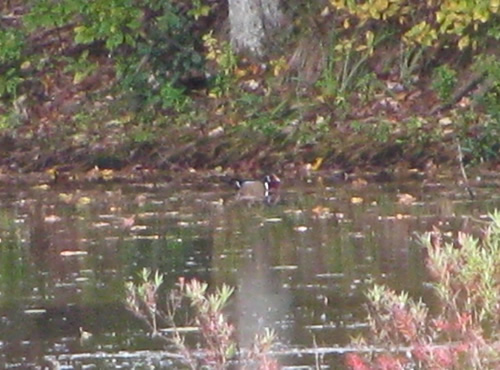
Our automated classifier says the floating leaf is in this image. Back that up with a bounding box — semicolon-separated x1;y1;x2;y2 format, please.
398;193;416;205
33;184;50;190
77;197;92;206
294;226;308;232
44;215;61;223
59;193;74;203
352;178;368;188
312;205;331;218
351;196;364;204
60;250;88;257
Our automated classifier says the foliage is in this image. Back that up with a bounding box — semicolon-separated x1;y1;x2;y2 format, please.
331;0;499;50
432;64;458;102
458;113;500;163
125;269;278;369
203;31;238;97
0;28;25;98
472;54;500;120
1;0;205;114
346;211;500;369
454;55;500;164
328;0;500;107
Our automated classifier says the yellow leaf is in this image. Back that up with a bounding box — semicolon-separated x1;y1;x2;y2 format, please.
351;196;364;204
343;18;350;29
352;178;368;188
311;157;323;171
315;115;325;124
473;8;489;23
377;0;389;9
77;197;92;206
330;0;346;10
366;31;374;45
206;51;217;60
397;193;416;205
101;169;114;181
234;68;247;77
312;205;331;218
73;71;86;84
59;193;73;203
20;61;31;70
490;0;499;13
458;35;469;50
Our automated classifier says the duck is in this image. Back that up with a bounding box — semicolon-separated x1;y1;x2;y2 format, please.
232;174;281;202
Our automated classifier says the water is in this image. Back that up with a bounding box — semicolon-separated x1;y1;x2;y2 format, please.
0;172;498;368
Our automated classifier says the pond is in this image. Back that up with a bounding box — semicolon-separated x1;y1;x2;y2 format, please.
0;170;498;369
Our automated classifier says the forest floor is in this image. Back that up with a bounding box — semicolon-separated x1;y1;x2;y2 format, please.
0;2;499;185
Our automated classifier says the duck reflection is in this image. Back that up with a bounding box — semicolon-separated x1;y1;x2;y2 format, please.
234;241;291;352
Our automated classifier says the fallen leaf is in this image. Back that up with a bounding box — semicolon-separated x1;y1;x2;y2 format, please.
351;197;364;204
60;250;88;257
294;226;308;232
352;178;368;188
44;215;61;223
311;157;323;171
121;216;135;228
77;197;92;206
59;193;73;203
397;193;416;205
439;117;453;126
312;205;330;218
101;169;114;181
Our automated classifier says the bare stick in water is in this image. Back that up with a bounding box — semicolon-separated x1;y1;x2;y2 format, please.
456;138;475;200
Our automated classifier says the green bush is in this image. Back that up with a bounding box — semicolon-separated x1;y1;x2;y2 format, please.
1;0;206;113
432;64;458;102
0;29;25;98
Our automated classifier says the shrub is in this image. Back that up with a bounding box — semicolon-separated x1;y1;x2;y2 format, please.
346;211;500;369
126;269;278;369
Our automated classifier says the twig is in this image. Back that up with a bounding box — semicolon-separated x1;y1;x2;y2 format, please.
313;335;323;370
455;138;475;200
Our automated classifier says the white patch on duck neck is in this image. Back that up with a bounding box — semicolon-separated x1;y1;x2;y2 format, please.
263;180;269;197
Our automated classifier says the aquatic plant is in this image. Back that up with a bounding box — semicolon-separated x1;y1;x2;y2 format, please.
346;211;500;369
125;269;278;369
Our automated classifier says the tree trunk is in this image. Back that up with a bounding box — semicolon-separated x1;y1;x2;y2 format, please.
228;0;283;57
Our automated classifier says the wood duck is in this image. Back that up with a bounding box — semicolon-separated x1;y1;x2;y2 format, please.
232;174;281;202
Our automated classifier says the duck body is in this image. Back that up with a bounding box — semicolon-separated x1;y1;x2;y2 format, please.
232;174;281;202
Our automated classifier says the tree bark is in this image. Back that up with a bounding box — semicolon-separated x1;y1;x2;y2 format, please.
228;0;283;57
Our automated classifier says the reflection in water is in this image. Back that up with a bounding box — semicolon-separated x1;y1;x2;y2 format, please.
235;240;291;351
0;177;498;367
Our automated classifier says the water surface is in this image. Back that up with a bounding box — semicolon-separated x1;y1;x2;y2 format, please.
0;172;498;368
